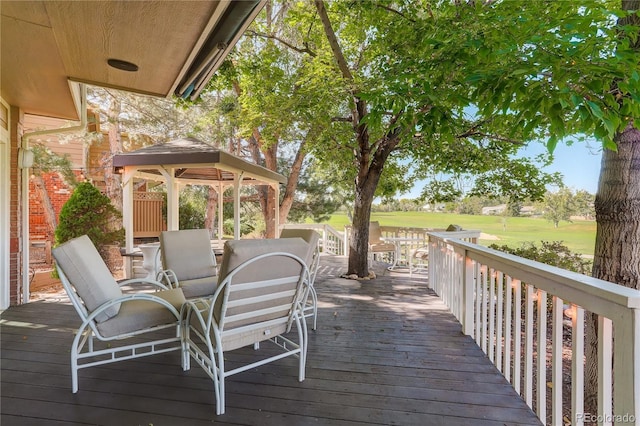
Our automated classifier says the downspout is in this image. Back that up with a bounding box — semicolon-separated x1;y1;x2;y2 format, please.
20;83;88;303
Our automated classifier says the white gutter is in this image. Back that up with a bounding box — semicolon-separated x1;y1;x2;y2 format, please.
20;82;88;303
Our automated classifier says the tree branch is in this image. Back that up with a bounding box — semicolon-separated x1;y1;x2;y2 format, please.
245;30;317;57
314;0;353;81
371;2;416;23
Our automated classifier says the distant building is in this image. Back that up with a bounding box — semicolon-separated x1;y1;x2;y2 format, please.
482;204;507;215
519;206;537;216
481;204;538;216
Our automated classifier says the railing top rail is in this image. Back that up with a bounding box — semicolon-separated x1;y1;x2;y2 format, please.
429;231;640;310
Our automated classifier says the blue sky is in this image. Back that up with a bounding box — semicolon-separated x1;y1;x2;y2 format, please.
522;141;602;193
406;139;603;198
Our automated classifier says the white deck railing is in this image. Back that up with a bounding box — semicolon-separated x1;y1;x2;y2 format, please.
280;223;346;255
428;231;640;426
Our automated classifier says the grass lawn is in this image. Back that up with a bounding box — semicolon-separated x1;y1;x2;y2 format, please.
315;211;597;256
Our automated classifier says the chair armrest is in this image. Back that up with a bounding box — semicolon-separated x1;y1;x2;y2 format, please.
85;292;183;325
156;269;179;289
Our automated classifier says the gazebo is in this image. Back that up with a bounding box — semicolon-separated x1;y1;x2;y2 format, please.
112;137;287;255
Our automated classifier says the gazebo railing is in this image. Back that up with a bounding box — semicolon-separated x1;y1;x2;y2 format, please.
428;231;640;426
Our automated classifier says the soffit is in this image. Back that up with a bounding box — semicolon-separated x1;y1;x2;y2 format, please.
1;1;263;120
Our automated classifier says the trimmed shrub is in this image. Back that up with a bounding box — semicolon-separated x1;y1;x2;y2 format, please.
489;241;592;275
55;182;125;255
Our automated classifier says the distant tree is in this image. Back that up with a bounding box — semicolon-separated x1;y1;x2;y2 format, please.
457;196;484;215
543;188;574;228
573;189;595;220
178;186;207;230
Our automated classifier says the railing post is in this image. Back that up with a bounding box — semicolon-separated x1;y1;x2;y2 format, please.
343;226;349;257
613;309;639;425
462;253;474;336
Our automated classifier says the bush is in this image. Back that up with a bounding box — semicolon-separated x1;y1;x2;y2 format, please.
488;241;592;275
55;182;125;255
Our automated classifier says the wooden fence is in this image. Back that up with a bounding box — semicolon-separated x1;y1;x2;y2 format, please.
133;191;165;238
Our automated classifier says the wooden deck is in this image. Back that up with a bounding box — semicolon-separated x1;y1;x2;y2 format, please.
1;256;541;425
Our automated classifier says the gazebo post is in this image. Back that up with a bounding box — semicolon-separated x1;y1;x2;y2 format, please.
160;167;179;231
122;167;135;278
217;182;224;242
273;182;280;237
233;172;243;240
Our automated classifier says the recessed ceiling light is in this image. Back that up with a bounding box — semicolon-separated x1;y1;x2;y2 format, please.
107;58;139;72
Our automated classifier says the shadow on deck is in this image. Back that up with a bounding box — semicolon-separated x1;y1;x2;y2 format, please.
1;255;541;425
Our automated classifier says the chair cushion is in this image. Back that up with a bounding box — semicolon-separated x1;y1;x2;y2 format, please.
52;235;122;323
96;288;186;338
369;221;384;243
218;238;310;285
160;229;217;282
178;276;218;299
216;238;310;326
279;228;320;266
370;242;396;252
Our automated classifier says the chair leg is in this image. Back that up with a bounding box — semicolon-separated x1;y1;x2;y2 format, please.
71;356;79;393
298;315;308;381
309;286;318;330
215;350;226;415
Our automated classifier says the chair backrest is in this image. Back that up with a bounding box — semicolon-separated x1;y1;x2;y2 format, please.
215;238;310;339
279;228;320;267
369;221;384;244
52;235;123;323
160;229;217;281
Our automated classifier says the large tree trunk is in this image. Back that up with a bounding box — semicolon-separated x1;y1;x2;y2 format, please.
586;122;640;411
204;186;218;239
347;173;378;276
585;0;640;411
279;139;307;226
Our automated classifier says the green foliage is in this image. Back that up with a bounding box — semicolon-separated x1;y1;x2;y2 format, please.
488;241;592;275
223;218;255;237
178;186;207;230
55;182;124;251
463;1;640;149
420;180;462;204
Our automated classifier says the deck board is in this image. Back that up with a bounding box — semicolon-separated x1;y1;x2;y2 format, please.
1;256;541;425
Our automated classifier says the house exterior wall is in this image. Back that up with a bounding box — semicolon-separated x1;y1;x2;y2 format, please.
0;99;11;309
24;113;87;167
9;106;24;306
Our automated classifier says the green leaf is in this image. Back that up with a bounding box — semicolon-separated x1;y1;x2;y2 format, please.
587;101;604;120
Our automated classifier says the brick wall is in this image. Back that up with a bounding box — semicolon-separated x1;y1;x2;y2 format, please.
29;171;78;241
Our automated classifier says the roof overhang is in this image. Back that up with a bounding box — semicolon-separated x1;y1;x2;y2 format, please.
1;0;265;120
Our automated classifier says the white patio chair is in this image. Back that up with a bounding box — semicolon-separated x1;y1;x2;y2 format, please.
368;221;397;265
180;238;311;415
279;228;321;329
52;235;186;393
158;229;218;299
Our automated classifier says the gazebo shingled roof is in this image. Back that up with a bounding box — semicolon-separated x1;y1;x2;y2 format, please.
113;137;287;185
